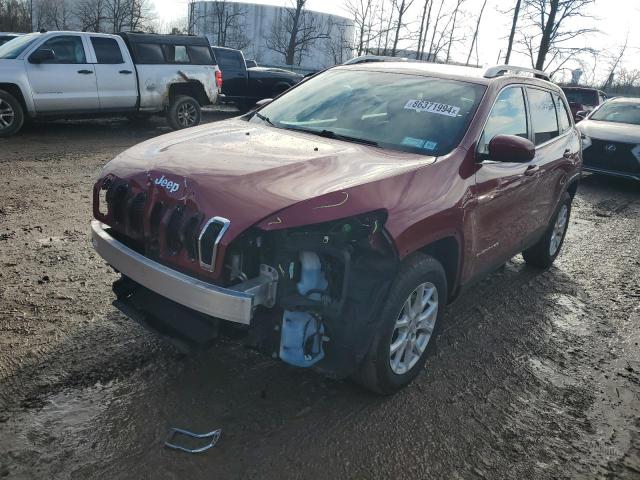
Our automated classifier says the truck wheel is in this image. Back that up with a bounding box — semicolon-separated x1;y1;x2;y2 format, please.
523;192;572;268
167;95;201;130
0;90;24;137
353;253;447;395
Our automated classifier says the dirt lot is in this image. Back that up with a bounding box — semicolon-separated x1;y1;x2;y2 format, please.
0;112;639;480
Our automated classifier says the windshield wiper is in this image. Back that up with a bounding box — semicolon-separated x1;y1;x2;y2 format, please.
253;111;274;127
316;129;379;147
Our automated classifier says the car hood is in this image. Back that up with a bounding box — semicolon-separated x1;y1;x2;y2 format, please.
578;119;640;144
101;118;435;238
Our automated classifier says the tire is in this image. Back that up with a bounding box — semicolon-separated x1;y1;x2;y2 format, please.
353;253;447;395
0;90;25;137
166;95;201;130
522;192;572;268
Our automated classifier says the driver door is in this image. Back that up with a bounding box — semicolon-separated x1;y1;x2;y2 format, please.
469;86;540;277
25;34;99;113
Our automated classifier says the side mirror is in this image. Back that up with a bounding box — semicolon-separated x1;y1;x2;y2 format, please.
251;98;273;110
575;110;588;121
487;134;535;163
29;48;55;64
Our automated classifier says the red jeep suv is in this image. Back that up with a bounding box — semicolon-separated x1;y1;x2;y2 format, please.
92;63;581;394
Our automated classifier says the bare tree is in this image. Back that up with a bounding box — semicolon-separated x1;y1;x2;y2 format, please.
265;0;329;65
601;35;628;90
445;0;465;62
390;0;414;56
0;0;31;31
464;0;487;65
427;0;445;60
504;0;521;64
520;0;596;71
346;0;377;57
415;0;433;60
324;18;353;64
73;0;105;31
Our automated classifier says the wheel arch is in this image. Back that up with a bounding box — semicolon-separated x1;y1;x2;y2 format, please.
0;83;29;117
417;235;461;302
167;81;210;108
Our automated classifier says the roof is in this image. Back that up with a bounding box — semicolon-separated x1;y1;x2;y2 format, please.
119;32;210;47
606;96;640;104
339;61;553;86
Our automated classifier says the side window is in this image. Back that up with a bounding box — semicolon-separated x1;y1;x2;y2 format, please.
553;93;571;133
163;44;190;63
527;88;559;145
37;35;86;64
187;45;214;64
135;43;164;64
215;49;244;69
91;37;124;64
478;87;528;154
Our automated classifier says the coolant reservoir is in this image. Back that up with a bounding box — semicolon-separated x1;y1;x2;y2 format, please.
279;251;328;368
296;251;328;299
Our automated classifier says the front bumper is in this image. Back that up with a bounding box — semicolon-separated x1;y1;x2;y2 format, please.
91;220;277;325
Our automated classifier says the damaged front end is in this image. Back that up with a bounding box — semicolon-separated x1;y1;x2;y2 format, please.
223;210;399;378
92;173;398;378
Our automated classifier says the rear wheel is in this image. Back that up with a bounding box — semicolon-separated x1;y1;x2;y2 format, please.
523;192;572;268
353;253;447;395
167;95;201;130
0;90;24;137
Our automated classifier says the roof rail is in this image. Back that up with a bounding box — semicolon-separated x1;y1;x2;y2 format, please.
484;65;549;81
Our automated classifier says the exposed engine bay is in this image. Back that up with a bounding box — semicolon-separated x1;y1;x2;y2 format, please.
107;208;399;378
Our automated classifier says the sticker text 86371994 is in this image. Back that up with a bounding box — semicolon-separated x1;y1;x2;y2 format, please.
404;100;460;117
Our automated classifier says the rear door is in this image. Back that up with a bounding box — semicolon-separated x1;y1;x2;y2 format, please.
25;34;99;112
471;86;541;276
525;87;580;232
89;36;138;110
213;48;247;98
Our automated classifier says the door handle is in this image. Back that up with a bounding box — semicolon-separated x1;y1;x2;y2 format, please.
563;149;571;158
119;70;133;74
524;165;540;176
77;69;93;75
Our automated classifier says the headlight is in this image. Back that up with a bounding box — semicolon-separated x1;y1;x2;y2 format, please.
581;134;592;150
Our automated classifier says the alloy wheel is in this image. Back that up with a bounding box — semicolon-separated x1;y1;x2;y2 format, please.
549;204;568;256
177;102;197;127
0;99;15;130
389;282;438;375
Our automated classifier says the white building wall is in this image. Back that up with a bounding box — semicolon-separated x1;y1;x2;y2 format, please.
191;1;354;70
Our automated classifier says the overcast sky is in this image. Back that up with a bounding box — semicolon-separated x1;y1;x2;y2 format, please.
153;0;639;83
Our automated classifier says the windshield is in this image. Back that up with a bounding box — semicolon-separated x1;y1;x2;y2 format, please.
562;89;598;106
589;102;640;125
248;69;486;156
0;33;39;59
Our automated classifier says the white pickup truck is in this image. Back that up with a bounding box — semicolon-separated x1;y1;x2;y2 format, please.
0;31;221;136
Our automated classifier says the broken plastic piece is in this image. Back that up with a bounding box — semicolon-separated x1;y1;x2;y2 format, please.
164;427;222;453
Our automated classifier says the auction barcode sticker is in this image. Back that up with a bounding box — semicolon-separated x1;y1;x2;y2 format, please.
404;100;460;117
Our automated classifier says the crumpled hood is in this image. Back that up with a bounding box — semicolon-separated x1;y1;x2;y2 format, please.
578;119;640;144
101;118;435;239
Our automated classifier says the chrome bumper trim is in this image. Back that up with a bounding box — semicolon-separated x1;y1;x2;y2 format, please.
91;220;277;325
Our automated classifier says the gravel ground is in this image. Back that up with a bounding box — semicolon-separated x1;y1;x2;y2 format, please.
0;113;639;480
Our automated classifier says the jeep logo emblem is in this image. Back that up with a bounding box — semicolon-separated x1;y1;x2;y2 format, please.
154;175;180;193
605;144;617;153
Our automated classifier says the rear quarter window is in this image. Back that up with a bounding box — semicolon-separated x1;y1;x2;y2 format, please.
163;44;189;63
188;45;214;64
134;43;164;64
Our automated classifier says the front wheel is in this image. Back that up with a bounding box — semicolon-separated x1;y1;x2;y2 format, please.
0;90;25;137
166;95;201;130
353;253;447;395
523;192;572;268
